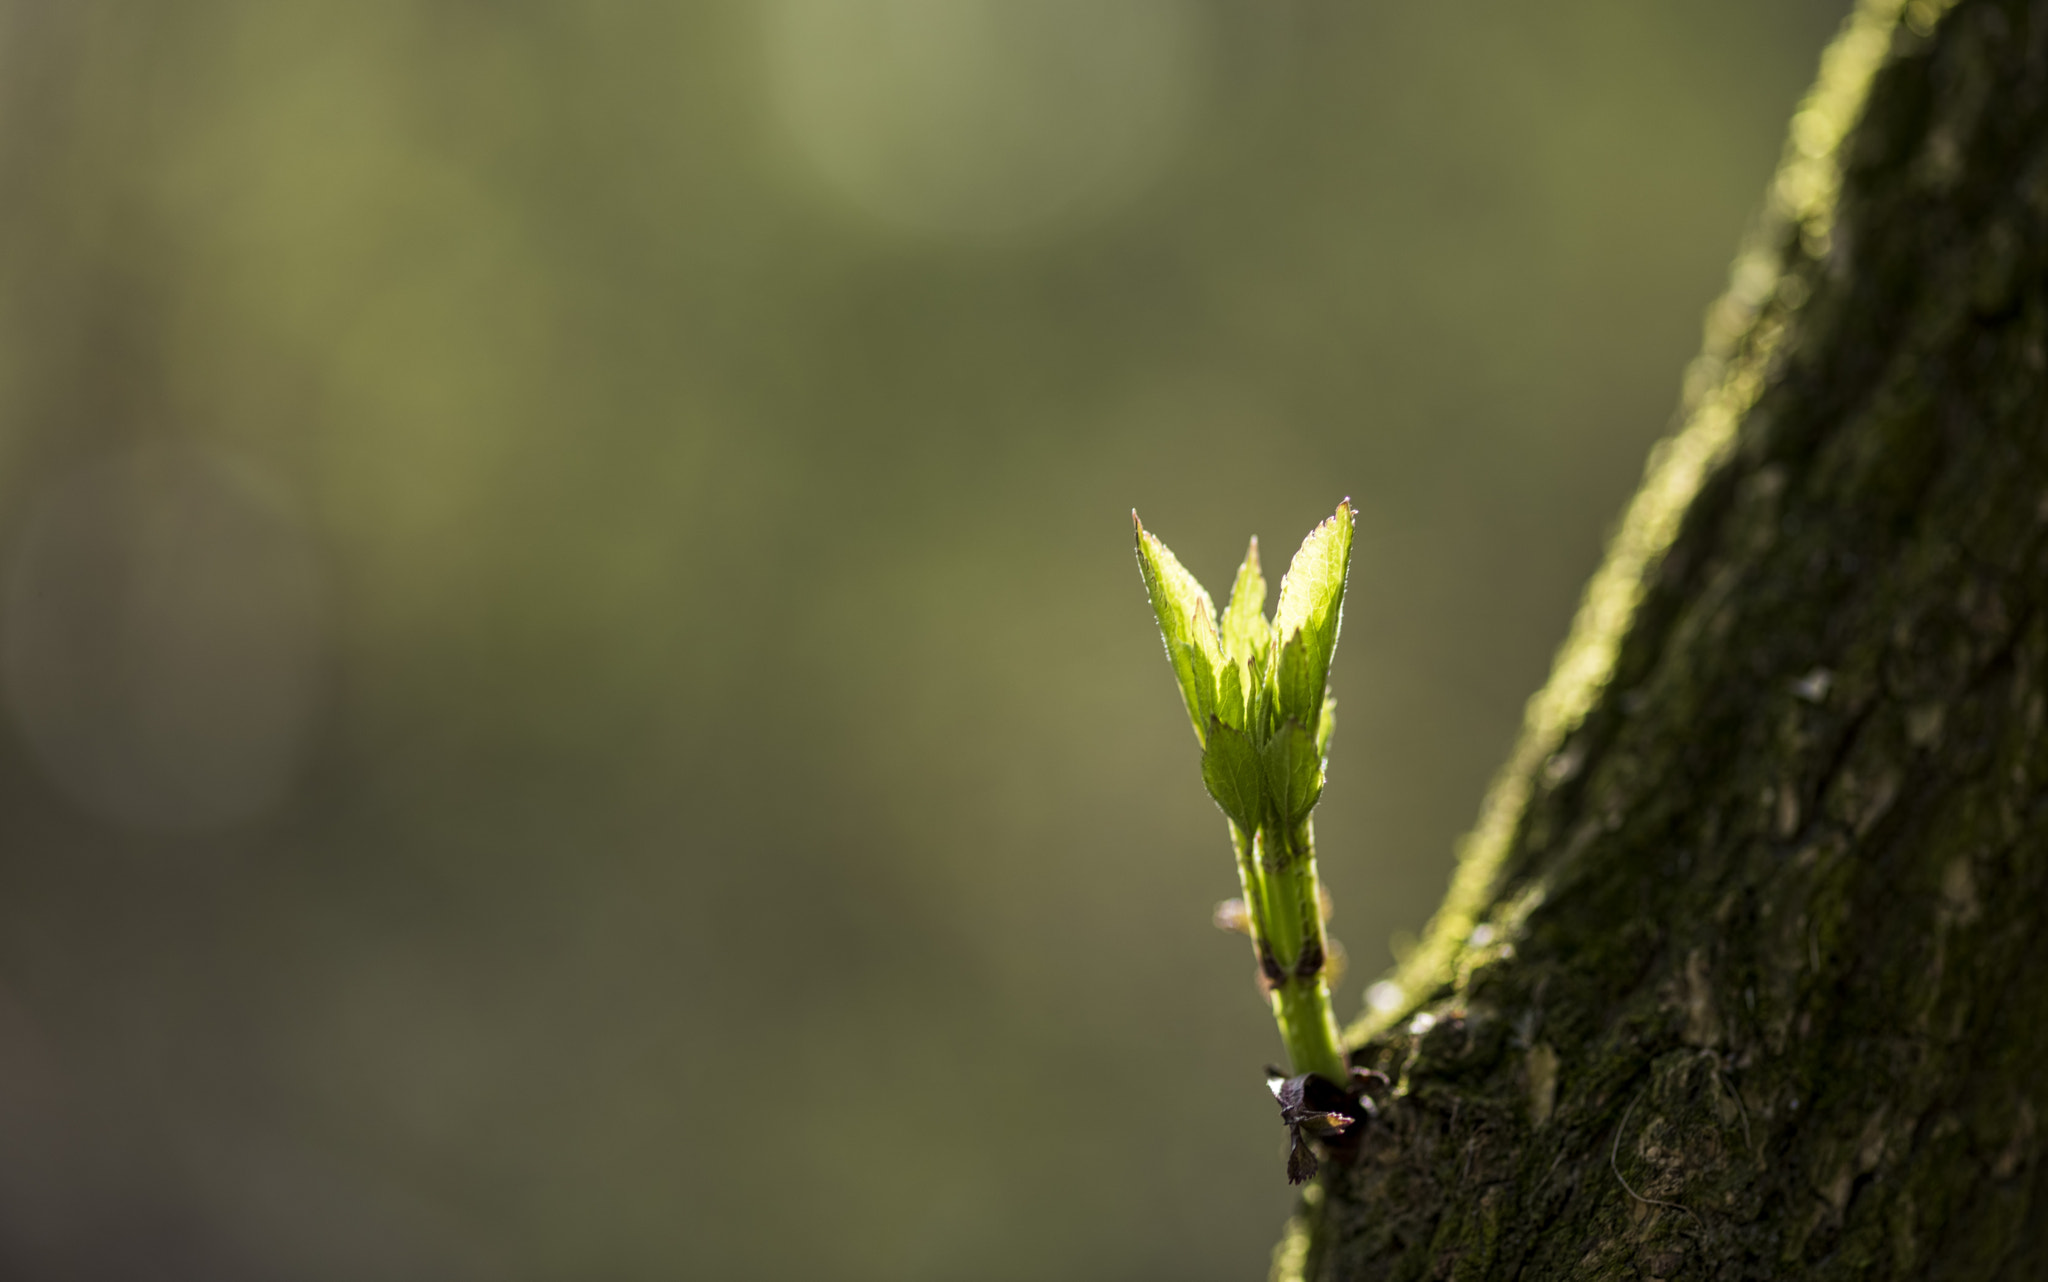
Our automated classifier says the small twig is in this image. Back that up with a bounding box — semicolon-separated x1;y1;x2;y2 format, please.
1610;1090;1706;1235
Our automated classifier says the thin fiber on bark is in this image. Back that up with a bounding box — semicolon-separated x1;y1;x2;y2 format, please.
1285;1;2048;1277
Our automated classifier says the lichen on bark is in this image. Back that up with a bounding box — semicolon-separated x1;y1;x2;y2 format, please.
1287;0;2048;1276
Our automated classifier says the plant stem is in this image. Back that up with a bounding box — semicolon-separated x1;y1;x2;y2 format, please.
1271;974;1347;1084
1229;822;1271;955
1244;821;1347;1083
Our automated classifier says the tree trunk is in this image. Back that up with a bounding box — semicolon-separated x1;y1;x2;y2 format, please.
1287;1;2048;1277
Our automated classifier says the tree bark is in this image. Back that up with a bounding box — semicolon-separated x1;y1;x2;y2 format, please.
1287;1;2048;1277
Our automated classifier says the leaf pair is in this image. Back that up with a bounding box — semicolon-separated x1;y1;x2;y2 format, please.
1199;717;1324;834
1135;502;1354;832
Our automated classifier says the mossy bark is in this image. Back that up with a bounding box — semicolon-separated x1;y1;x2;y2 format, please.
1286;1;2048;1277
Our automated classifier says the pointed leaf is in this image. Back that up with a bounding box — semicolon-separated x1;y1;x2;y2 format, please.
1220;537;1269;667
1216;656;1246;730
1135;514;1224;742
1274;629;1318;732
1315;691;1338;760
1251;674;1274;738
1261;719;1325;825
1182;637;1219;729
1200;717;1265;832
1271;502;1353;723
1272;502;1353;639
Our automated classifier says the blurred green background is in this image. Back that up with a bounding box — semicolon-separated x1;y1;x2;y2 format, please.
0;3;1841;1278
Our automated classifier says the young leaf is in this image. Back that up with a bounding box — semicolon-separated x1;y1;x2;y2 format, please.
1260;719;1325;826
1270;502;1353;724
1220;537;1269;667
1273;629;1318;734
1181;638;1219;732
1201;718;1265;833
1135;514;1224;742
1216;654;1247;730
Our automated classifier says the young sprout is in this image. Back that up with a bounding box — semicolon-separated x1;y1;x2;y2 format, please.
1133;502;1354;1094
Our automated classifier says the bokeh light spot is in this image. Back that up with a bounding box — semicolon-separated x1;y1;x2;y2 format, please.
764;0;1207;242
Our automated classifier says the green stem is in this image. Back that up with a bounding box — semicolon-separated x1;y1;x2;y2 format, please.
1250;820;1347;1083
1271;974;1347;1084
1229;821;1269;958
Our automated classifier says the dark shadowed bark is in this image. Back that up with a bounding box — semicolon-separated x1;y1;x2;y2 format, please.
1286;1;2048;1277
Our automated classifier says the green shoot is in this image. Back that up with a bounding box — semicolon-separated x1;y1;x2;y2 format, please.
1134;502;1354;1085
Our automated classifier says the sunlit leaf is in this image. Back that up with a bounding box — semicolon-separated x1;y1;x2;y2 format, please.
1270;501;1353;724
1220;537;1268;667
1216;654;1246;730
1134;513;1224;742
1273;629;1315;733
1182;636;1219;731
